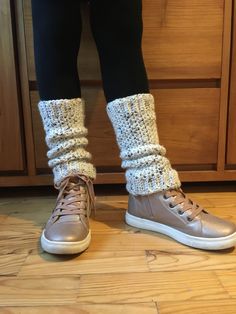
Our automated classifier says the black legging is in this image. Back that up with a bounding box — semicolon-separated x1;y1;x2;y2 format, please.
31;0;150;103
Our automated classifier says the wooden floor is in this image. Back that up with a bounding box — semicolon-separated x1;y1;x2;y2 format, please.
0;183;236;313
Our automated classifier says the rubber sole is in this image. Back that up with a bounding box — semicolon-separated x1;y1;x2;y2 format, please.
125;211;236;250
40;229;91;254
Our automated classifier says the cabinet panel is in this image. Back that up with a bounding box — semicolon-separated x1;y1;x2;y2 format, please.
31;88;220;173
24;0;224;81
0;0;25;171
155;88;220;165
143;0;224;79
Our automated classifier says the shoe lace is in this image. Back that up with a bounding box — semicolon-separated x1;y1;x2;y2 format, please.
52;173;96;221
163;187;205;221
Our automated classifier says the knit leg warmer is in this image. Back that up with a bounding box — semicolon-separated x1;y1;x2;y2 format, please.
38;97;96;186
106;93;181;195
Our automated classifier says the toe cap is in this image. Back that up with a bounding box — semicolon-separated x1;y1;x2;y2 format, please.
201;212;236;238
45;222;89;242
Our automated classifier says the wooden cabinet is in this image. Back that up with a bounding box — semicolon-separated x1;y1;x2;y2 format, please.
0;0;25;173
0;0;236;186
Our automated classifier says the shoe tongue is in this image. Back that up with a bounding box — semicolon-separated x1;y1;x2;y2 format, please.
69;175;87;185
58;181;87;222
59;192;85;222
66;179;86;194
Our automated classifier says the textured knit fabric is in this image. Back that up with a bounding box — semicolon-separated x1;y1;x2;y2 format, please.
106;93;181;195
38;97;96;186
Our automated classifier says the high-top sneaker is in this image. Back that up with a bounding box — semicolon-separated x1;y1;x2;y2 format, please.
126;188;236;250
106;93;236;250
41;173;96;254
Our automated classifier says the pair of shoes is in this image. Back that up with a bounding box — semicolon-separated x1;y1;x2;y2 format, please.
126;187;236;250
40;173;96;255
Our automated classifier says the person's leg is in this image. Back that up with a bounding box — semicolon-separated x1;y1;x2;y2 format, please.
89;0;236;250
88;0;149;102
31;0;96;254
32;0;82;100
89;0;180;195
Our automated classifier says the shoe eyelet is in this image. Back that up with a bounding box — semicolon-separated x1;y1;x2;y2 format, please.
163;194;168;200
169;203;175;208
187;216;193;222
178;210;184;215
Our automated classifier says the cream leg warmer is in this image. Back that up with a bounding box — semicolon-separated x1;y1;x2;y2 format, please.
38;97;96;186
106;93;181;195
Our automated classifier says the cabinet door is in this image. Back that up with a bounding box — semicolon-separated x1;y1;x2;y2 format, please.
0;0;25;171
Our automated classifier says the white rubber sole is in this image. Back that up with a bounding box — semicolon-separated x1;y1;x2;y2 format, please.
40;229;91;254
125;211;236;250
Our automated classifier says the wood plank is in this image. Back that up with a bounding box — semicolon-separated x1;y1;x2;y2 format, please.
77;271;228;303
87;232;236;254
215;271;236;298
0;232;40;255
158;299;236;314
0;303;158;314
18;251;148;277
0;277;79;306
0;254;27;276
146;249;236;272
17;248;236;278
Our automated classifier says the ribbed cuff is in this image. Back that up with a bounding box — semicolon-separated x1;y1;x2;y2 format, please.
125;161;181;195
52;160;97;186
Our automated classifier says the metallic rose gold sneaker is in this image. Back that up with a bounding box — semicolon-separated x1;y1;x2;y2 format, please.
41;173;96;254
126;187;236;250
